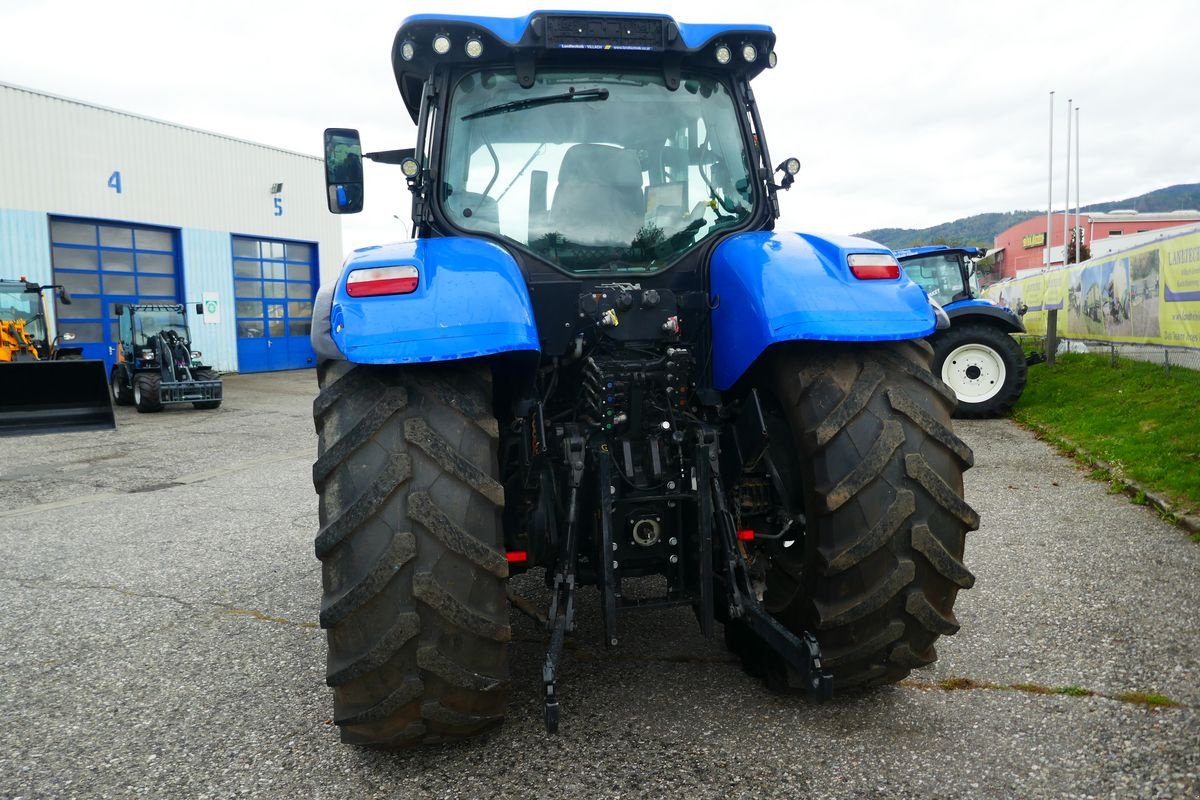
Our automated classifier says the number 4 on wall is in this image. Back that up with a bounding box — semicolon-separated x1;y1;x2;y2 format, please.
107;171;122;194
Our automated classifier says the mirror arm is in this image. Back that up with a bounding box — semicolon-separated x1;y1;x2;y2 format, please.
364;148;416;165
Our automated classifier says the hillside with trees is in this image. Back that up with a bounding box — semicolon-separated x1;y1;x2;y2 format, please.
856;182;1200;249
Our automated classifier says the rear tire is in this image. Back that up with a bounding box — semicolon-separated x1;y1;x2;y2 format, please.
753;341;978;689
313;359;509;747
110;366;133;406
930;323;1027;418
133;373;162;413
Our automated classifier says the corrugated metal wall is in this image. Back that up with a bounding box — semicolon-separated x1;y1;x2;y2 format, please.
181;228;239;373
0;82;340;246
0;209;52;284
0;81;342;372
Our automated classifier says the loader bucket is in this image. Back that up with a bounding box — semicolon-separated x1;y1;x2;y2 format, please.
0;359;116;436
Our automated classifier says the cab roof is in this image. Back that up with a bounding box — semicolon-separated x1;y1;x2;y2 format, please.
392;10;776;122
894;245;986;260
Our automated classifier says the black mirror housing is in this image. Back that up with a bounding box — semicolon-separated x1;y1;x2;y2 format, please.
324;127;365;214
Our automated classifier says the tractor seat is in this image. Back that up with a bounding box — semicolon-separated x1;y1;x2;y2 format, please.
444;189;501;236
549;144;645;248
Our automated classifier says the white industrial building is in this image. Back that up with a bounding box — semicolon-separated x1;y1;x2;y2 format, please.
0;81;341;374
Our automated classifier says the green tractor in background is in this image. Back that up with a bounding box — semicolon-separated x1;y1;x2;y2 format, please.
109;303;222;413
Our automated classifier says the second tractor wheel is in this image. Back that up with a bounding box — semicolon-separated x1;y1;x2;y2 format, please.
742;340;978;690
931;323;1028;418
313;359;509;747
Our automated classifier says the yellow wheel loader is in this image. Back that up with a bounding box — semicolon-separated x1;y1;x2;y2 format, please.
0;277;115;436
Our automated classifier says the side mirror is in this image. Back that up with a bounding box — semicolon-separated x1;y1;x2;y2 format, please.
196;303;204;315
114;303;125;316
57;286;72;305
324;128;365;214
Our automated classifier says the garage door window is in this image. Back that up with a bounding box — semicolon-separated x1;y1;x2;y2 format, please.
49;218;179;366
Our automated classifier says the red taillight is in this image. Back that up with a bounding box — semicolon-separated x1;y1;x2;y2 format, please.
345;265;419;297
736;529;756;541
505;550;528;563
848;253;901;280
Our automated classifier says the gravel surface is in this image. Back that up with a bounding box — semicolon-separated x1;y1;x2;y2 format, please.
1;371;1196;799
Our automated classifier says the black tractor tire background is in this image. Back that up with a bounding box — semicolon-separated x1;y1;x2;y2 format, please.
192;368;221;410
313;359;509;747
750;340;978;690
133;373;162;413
110;366;133;406
930;323;1028;418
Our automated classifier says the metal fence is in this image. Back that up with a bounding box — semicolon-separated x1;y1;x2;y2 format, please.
1016;326;1200;374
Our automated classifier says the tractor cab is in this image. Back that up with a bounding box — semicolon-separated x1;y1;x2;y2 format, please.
323;12;802;315
892;245;988;309
0;278;79;361
0;279;47;356
119;304;193;368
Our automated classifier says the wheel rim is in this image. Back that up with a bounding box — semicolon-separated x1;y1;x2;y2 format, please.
941;343;1007;403
133;383;142;405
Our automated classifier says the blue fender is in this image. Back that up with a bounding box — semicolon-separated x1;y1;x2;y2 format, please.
317;237;540;364
942;298;1026;333
709;231;937;390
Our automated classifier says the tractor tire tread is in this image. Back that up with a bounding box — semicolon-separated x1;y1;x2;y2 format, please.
313;360;508;747
754;341;975;690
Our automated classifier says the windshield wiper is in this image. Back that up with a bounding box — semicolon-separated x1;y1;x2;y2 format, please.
461;88;609;121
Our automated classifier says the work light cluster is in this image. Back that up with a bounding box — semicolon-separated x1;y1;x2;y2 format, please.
400;33;485;61
713;42;777;68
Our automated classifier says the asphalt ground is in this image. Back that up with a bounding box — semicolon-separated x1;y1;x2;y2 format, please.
1;369;1197;799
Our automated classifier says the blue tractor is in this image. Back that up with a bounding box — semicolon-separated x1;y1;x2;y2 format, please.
312;11;978;746
894;246;1029;417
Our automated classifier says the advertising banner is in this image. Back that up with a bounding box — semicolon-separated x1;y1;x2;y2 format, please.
985;230;1200;350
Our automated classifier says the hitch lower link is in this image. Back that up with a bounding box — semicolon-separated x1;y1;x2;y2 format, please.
542;432;586;734
540;428;832;736
698;428;833;700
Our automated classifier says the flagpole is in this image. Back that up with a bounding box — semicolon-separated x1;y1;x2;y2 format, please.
1046;91;1055;270
1075;106;1082;263
1064;99;1072;265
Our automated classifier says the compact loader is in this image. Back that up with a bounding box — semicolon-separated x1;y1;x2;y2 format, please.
109;303;222;412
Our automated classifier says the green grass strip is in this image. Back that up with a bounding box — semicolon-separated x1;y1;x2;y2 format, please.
1011;353;1200;517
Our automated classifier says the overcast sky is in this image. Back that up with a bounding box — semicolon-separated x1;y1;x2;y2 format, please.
2;0;1197;256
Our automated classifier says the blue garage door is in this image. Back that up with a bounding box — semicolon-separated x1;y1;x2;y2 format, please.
50;217;179;372
233;236;316;372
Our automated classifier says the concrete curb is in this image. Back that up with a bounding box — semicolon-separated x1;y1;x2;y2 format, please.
1012;417;1200;538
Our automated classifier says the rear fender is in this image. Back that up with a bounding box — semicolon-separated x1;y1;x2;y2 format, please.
312;237;540;364
942;299;1026;333
709;231;936;389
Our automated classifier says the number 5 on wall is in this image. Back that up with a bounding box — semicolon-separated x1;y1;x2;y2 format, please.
274;197;283;216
